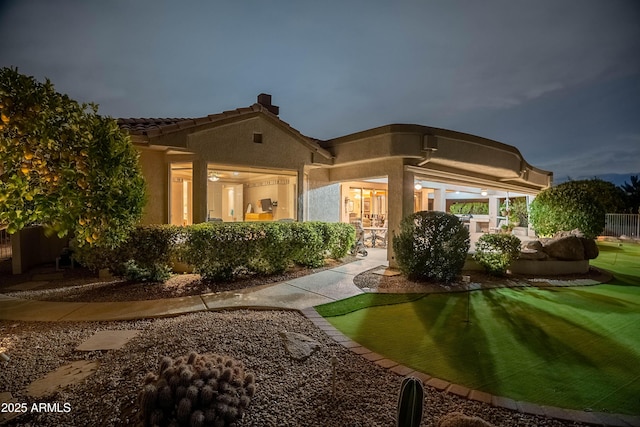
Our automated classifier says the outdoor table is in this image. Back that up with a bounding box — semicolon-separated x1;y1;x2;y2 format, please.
363;227;387;248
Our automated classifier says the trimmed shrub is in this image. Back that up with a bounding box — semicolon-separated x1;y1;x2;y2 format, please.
529;181;606;239
183;221;355;281
183;223;260;281
392;211;470;282
288;222;326;268
473;233;521;276
327;222;356;259
73;224;182;282
139;352;255;427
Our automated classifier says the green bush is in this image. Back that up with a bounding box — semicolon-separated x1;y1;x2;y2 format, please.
73;224;182;282
392;211;470;282
449;202;489;215
328;222;356;259
473;233;521;276
529;181;606;239
182;221;355;281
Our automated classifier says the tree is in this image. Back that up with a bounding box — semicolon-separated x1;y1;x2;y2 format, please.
0;67;146;248
529;180;606;239
575;178;627;213
620;175;640;214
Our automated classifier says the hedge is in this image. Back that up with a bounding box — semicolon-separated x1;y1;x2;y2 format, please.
183;221;355;280
75;222;355;282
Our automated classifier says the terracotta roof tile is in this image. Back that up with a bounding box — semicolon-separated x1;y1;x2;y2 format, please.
117;102;333;160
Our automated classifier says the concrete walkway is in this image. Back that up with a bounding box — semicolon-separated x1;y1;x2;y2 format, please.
0;249;388;322
1;250;638;426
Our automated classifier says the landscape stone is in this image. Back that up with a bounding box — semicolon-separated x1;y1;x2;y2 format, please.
280;331;320;361
26;360;99;398
437;411;495;427
0;392;23;424
542;236;585;260
76;330;141;351
519;249;548;260
580;237;599;259
522;240;544;251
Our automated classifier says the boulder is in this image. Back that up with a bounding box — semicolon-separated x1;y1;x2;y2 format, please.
438;412;494;427
280;331;320;361
580;237;599;260
519;249;548;260
522;240;543;252
542;236;585;261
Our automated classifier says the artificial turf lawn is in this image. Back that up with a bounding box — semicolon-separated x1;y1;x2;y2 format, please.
316;242;640;414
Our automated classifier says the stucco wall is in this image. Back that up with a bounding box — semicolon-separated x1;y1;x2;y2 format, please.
138;148;167;224
307;183;341;222
186;116;313;170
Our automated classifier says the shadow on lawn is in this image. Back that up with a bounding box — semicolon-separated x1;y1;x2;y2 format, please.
410;293;499;390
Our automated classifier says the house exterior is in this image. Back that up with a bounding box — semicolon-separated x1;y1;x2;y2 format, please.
118;94;552;265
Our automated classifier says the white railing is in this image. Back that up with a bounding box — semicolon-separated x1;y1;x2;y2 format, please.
603;213;640;238
0;228;11;260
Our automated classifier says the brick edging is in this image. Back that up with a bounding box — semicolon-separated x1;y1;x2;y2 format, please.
300;307;640;427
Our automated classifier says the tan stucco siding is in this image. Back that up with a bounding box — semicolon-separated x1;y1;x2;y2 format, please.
328;133;422;165
428;136;523;177
186;116;313;170
138;148;168;224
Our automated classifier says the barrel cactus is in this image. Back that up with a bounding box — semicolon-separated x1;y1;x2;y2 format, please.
138;351;256;427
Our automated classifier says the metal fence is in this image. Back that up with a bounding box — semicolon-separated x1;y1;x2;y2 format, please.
603;214;640;238
0;228;11;260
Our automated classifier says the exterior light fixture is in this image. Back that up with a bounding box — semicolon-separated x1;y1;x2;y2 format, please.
481;190;488;196
208;173;220;182
414;183;423;191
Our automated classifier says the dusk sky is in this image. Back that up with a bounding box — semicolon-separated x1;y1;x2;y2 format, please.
1;0;639;184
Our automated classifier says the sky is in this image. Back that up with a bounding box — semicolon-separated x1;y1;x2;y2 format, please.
1;0;639;185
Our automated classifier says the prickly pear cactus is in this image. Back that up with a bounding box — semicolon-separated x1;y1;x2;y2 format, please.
138;351;256;427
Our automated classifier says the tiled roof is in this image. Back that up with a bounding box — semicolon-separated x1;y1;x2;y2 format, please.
117;117;192;135
118;103;333;159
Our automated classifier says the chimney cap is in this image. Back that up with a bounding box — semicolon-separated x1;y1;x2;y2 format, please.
257;93;279;115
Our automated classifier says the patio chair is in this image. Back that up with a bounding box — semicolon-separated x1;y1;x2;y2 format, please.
350;220;368;257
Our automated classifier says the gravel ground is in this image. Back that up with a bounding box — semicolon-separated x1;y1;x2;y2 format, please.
353;266;610;293
0;311;588;427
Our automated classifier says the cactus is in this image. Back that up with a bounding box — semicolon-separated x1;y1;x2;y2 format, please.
397;376;424;427
138;351;256;427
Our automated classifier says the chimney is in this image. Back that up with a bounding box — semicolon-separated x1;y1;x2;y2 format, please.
257;93;279;115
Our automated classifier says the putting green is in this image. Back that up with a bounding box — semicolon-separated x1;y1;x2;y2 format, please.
316;242;640;414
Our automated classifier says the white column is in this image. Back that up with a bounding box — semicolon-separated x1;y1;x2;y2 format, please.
433;188;446;212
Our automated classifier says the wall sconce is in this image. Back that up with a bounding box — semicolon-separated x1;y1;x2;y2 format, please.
208;172;220;182
414;183;423;191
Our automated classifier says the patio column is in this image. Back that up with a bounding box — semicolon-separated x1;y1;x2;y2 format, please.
297;167;305;221
192;160;208;224
489;195;499;230
433;188;446;212
387;167;415;267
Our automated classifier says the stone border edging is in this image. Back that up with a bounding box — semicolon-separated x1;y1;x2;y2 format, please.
300;307;640;427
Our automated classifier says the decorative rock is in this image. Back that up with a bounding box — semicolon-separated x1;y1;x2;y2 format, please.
280;331;321;361
27;360;100;398
580;237;599;260
521;240;543;252
438;411;495;427
519;249;548;260
542;236;585;261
